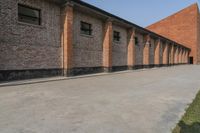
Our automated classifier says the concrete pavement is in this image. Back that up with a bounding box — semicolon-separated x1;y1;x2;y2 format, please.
0;65;200;133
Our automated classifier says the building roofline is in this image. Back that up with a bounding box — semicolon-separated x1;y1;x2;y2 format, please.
67;0;190;50
147;3;199;29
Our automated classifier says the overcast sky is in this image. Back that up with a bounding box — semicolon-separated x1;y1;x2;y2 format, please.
83;0;199;27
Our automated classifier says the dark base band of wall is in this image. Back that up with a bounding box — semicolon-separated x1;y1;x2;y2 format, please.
161;64;170;67
65;66;129;76
0;69;62;82
64;67;104;76
112;66;128;72
133;64;156;69
1;63;189;81
155;64;174;67
154;64;163;67
103;67;112;73
143;64;155;68
133;65;144;69
133;64;181;69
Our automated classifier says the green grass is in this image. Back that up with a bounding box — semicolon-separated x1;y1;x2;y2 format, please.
173;91;200;133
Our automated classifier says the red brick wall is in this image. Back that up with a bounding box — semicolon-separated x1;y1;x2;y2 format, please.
147;4;199;64
197;7;200;64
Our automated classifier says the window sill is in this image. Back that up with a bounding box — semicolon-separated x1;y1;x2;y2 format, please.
80;33;94;38
17;21;45;29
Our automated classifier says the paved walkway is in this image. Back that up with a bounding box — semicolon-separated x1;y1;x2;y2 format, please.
0;65;200;133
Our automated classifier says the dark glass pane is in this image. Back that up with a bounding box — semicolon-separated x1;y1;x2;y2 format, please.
18;4;40;25
135;37;138;45
19;15;40;25
82;23;90;30
81;30;91;35
114;31;120;41
114;32;119;37
81;21;92;35
18;5;40;18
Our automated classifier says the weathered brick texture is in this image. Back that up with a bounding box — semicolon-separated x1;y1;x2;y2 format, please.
147;3;199;64
135;33;144;66
170;45;175;64
162;43;169;65
127;28;136;69
154;39;161;65
0;0;61;70
112;24;128;67
61;3;74;75
174;47;177;64
103;20;112;71
0;0;191;80
149;39;155;65
73;10;103;68
143;35;150;65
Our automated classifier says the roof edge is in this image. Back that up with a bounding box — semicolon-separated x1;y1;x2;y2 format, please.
147;3;199;29
67;0;191;50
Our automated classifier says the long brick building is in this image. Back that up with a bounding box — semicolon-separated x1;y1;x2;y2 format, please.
0;0;190;81
147;3;200;64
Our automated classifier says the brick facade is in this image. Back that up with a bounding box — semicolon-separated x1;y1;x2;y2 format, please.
0;0;190;81
0;0;62;80
73;10;103;68
143;35;150;66
112;24;128;68
147;3;199;64
0;0;62;70
154;40;161;65
61;3;73;76
127;28;136;69
103;20;113;72
135;33;144;66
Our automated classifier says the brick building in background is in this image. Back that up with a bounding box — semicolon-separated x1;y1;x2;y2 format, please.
147;3;200;64
0;0;190;81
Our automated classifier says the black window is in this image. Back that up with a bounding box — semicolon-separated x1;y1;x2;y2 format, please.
18;4;41;25
135;37;138;45
113;31;120;42
81;21;92;35
189;57;193;64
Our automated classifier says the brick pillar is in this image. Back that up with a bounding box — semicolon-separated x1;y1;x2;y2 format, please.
184;49;186;63
171;44;175;65
103;19;113;72
154;39;161;66
179;47;182;64
177;47;179;64
185;50;188;63
143;35;150;66
174;46;176;64
168;45;172;64
186;50;189;63
61;2;73;76
127;28;136;70
177;46;180;64
183;49;186;63
174;46;178;64
180;48;183;64
163;42;169;65
186;50;189;64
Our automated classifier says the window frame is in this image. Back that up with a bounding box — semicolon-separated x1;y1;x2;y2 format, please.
113;31;121;42
80;21;93;36
18;4;41;25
